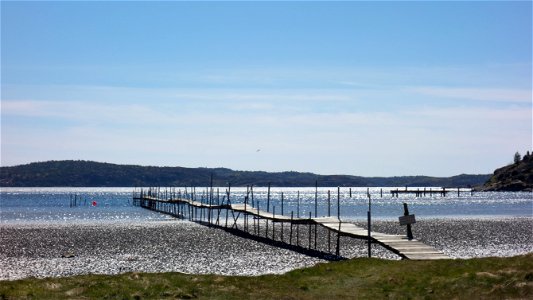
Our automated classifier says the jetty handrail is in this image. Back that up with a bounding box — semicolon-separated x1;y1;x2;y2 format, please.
133;188;450;260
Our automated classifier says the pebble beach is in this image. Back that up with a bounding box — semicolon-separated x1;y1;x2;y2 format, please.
1;217;531;281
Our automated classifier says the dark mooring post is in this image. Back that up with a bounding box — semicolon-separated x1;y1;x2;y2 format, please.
367;189;372;258
281;192;284;216
256;201;260;236
296;191;300;246
250;185;254;208
327;190;331;217
403;202;414;240
314;180;318;218
225;186;231;228
272;206;276;240
296;191;300;219
281;192;284;242
314;181;318;249
216;188;221;226
267;183;271;212
337;187;340;219
290;211;294;245
308;212;312;250
336;186;341;257
251;185;256;234
327;187;332;252
209;173;213;225
336;219;341;257
244;186;249;233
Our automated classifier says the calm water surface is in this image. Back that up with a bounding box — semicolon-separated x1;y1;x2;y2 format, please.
1;187;531;224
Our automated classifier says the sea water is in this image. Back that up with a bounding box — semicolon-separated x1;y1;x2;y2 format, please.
0;187;531;224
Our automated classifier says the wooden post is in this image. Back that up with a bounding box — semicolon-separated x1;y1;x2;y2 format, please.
267;183;271;212
209;174;213;225
252;186;257;235
327;190;331;217
297;191;300;218
265;213;269;238
314;180;318;218
367;192;372;258
244;186;248;233
336;220;341;257
308;212;312;250
314;183;319;249
296;216;300;246
290;211;294;245
295;192;300;245
216;188;221;226
336;186;341;257
280;192;284;242
225;189;229;228
403;202;414;240
281;192;284;216
337;187;340;219
251;185;254;208
256;201;260;236
272;206;276;240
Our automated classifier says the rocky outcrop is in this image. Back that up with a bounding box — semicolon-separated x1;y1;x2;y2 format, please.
477;153;533;192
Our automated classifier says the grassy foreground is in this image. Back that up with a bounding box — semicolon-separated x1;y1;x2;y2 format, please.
1;254;532;299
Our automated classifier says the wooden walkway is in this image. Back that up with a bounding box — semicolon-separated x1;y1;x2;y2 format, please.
390;187;471;198
134;193;450;260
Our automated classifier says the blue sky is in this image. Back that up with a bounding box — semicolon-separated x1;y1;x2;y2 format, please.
1;1;532;177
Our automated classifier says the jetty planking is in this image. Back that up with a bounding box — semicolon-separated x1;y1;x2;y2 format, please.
133;186;452;261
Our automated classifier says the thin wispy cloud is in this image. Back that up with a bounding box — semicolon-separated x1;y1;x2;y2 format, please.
408;86;531;103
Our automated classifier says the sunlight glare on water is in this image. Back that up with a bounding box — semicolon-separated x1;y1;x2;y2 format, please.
1;187;531;224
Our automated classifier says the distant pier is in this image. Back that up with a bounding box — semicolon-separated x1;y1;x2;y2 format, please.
391;187;469;197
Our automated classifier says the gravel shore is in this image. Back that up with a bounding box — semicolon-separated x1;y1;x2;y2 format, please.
1;217;531;280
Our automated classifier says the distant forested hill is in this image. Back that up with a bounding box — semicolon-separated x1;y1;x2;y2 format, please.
0;160;490;188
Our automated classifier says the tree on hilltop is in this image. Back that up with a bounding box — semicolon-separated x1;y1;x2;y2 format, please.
514;151;522;164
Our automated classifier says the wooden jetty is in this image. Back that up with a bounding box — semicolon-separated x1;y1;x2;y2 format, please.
390;187;470;197
133;187;450;261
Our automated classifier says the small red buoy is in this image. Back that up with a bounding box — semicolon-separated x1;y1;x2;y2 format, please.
92;201;97;206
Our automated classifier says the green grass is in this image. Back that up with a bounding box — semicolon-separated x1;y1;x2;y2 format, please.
1;254;532;299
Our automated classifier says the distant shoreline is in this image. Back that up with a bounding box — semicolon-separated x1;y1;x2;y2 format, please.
0;160;490;188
